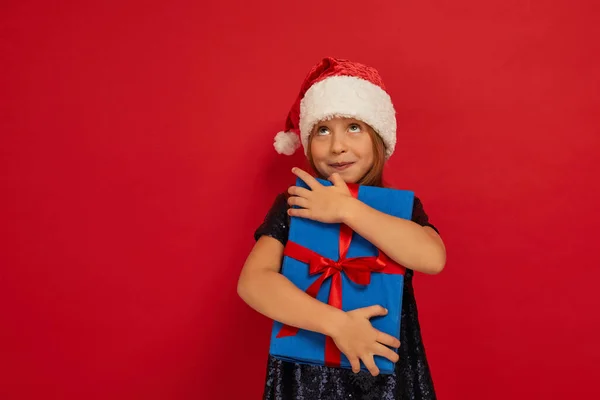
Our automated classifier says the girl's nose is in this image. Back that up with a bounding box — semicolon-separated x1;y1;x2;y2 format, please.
330;131;347;154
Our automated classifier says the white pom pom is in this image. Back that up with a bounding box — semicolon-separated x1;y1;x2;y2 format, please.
273;131;300;155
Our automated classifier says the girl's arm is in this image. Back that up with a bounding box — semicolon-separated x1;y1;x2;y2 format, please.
341;197;446;274
237;234;401;376
286;169;446;275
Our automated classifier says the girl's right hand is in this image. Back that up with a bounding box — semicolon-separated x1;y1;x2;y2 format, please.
329;305;401;376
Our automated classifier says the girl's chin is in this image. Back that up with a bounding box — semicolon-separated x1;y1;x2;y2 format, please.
316;165;363;183
325;170;361;183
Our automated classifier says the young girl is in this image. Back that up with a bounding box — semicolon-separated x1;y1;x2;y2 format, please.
238;57;446;400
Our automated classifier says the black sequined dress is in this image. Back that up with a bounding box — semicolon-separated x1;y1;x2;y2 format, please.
254;193;438;400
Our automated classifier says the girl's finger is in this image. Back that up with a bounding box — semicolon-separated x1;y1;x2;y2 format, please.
373;343;400;363
287;208;312;219
287;186;312;198
347;355;361;374
361;354;379;377
328;172;346;188
358;305;388;319
375;330;401;349
287;196;309;209
292;168;321;190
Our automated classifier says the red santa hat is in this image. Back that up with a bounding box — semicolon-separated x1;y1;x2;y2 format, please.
274;57;397;159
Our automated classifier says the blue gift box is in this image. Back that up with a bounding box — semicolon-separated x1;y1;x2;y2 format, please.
269;177;415;375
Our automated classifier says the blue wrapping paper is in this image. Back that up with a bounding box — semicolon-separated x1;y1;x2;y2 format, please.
269;177;415;374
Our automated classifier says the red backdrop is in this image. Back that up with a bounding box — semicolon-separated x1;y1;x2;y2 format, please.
2;1;599;399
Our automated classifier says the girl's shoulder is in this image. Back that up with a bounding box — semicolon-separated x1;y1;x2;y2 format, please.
253;192;291;245
411;196;439;233
384;183;438;232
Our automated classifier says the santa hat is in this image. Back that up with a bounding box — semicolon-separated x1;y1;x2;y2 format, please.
273;57;397;159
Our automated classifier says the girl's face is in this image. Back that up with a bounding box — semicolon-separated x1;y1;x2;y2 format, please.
309;117;376;184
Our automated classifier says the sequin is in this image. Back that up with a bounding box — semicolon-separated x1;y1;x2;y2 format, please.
254;193;438;400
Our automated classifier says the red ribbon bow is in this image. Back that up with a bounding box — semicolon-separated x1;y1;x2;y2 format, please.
276;184;405;367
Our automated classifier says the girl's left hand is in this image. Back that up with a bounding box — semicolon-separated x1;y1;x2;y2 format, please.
287;168;353;224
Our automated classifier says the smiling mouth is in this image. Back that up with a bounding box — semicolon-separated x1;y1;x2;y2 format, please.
328;162;355;170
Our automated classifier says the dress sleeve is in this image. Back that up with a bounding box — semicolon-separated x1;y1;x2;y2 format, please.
411;196;439;234
253;193;291;246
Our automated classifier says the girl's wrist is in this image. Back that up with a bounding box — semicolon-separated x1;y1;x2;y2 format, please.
322;307;348;338
340;196;361;225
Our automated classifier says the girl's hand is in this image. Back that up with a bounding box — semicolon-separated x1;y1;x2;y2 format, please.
287;168;353;224
329;305;401;376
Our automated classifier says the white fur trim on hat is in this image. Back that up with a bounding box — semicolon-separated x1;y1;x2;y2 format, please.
299;76;397;159
274;130;301;155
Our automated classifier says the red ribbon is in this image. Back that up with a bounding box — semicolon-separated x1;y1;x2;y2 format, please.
276;184;406;367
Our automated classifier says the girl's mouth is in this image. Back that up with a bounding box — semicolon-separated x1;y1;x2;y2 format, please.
329;162;355;171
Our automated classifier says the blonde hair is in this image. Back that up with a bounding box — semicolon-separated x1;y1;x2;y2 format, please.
306;124;387;187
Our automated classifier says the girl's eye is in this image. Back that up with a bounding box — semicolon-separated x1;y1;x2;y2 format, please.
316;126;330;135
348;124;361;133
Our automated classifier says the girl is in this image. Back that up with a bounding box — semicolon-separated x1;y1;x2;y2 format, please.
238;57;446;400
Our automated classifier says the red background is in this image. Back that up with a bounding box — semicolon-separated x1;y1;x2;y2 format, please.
2;1;599;399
